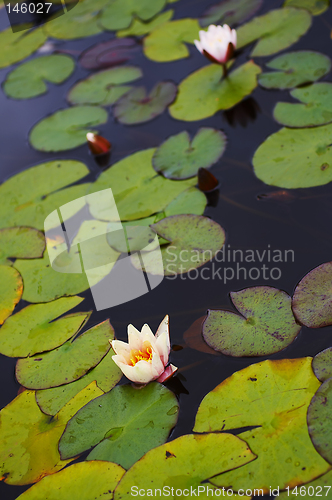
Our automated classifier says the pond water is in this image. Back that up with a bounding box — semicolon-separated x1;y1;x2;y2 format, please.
1;0;332;498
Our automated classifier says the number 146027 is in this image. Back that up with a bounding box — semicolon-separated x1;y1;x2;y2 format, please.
6;3;53;14
285;486;331;496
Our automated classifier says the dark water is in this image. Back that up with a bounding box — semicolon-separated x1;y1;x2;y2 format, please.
1;0;332;498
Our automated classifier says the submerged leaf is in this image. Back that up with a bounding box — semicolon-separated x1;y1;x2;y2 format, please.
80;38;140;70
308;378;332;464
0;26;47;69
200;0;263;27
100;0;167;31
313;347;332;382
0;266;23;325
283;0;329;15
0;227;45;265
183;316;218;355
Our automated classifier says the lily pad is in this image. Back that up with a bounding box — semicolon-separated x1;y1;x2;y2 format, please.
169;61;261;122
36;350;122;416
114;433;256;497
274;83;332;127
143;19;201;62
88;149;196;221
0;227;45;265
203;286;301;357
200;0;263;27
152;128;226;180
236;8;312;57
16;320;112;390
0;266;23;325
279;470;332;500
113;82;177;125
313;347;332;382
308;377;332;464
252;123;332;188
194;358;329;492
79;38;140;70
164;187;207;216
3;55;75;99
0;383;103;485
117;10;173;37
292;262;332;328
59;383;179;469
0;26;47;69
67;66;142;106
284;0;329;15
14;461;125;500
258;51;331;90
100;0;166;31
131;215;226;275
0;160;90;230
0;296;90;358
29;106;108;152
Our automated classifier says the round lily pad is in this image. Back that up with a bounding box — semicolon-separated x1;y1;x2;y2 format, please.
3;54;75;99
59;383;179;469
274;83;332;127
308;377;332;464
164;186;207;216
14;461;125;500
236;7;312;57
117;10;173;37
100;0;166;31
292;262;332;328
29;106;108;152
67;66;142;106
252;123;332;188
152;128;226;180
0;296;90;358
169;61;261;122
79;38;140;70
259;51;331;90
16;320;112;390
113;82;177;125
0;227;45;265
200;0;263;27
203;286;301;357
0;265;23;325
312;347;332;382
0;26;47;69
131;214;226;275
284;0;329;15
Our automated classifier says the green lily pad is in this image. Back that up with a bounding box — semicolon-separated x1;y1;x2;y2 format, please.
0;227;45;265
152;128;226;180
164;187;207;216
0;296;90;358
0;265;23;325
252;124;332;188
0;26;47;69
88;149;196;221
292;262;332;328
313;347;332;382
194;358;329;493
16;320;112;390
114;433;255;497
113;82;177;125
143;18;201;62
15;461;125;500
0;383;103;485
44;0;109;39
67;66;142;106
308;377;332;464
203;286;301;357
169;61;261;122
0;160;90;230
279;470;332;500
236;8;312;57
274;83;332;127
258;51;331;90
59;383;178;469
100;0;166;31
29;106;108;152
283;0;329;15
36;350;122;416
3;55;75;99
200;0;263;27
131;215;226;275
117;10;173;37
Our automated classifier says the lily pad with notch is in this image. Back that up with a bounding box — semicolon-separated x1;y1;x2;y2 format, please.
308;377;332;464
200;0;263;28
0;25;47;69
100;0;166;31
117;10;173;37
79;38;140;70
0;265;23;325
312;347;332;382
283;0;329;15
203;286;301;357
0;227;45;265
152;128;226;180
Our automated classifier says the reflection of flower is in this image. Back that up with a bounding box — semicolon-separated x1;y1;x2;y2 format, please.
194;24;237;65
110;316;178;384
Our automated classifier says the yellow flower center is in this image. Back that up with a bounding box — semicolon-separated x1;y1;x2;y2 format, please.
129;341;153;366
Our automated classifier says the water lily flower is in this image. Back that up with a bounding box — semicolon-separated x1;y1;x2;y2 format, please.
194;24;237;68
110;316;178;385
86;132;111;155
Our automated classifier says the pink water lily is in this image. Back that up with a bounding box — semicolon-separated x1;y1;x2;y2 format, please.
110;316;178;385
194;24;237;65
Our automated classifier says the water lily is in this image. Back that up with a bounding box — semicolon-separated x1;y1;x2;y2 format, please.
194;24;237;74
86;132;111;155
110;316;178;385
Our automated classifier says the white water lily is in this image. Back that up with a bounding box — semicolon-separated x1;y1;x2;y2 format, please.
194;24;237;65
110;315;178;384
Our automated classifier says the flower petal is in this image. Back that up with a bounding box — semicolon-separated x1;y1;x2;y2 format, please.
156;364;178;383
127;323;143;350
113;356;156;384
155;315;170;366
